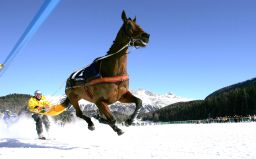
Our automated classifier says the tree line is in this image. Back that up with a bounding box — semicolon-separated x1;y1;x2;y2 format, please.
0;93;30;115
142;78;256;122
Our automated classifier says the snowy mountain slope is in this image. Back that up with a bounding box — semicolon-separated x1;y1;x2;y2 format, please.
47;89;190;115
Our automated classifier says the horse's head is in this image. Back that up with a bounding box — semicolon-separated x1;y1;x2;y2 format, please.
121;10;150;47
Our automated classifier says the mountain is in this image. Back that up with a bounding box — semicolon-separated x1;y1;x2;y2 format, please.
47;89;190;115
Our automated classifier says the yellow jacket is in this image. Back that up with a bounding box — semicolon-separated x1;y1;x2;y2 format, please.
28;96;66;116
28;96;52;114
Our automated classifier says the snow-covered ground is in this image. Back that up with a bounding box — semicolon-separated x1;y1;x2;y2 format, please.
0;117;255;159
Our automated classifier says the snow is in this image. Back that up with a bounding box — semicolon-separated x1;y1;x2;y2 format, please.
0;117;256;159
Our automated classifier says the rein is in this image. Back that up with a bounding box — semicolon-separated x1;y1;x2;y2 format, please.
94;40;131;62
94;37;146;62
66;31;146;90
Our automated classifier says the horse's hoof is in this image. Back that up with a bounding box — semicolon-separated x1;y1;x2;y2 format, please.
117;130;124;136
125;119;133;126
88;125;95;131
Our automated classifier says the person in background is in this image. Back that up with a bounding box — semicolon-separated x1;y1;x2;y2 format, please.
3;110;18;127
28;90;52;140
3;110;11;125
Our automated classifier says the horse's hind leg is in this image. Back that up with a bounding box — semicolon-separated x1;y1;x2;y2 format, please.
68;95;95;131
119;91;142;126
96;100;124;136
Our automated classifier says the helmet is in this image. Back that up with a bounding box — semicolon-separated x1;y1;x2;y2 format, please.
34;90;42;96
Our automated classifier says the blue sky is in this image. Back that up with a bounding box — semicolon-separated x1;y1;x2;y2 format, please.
0;0;255;99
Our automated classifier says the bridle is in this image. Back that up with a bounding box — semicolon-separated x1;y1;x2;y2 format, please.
130;38;148;49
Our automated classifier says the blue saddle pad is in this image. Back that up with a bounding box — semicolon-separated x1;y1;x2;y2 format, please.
71;61;101;82
83;62;101;79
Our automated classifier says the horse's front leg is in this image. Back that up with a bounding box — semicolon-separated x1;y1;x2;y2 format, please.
119;91;142;126
96;100;124;136
68;95;95;131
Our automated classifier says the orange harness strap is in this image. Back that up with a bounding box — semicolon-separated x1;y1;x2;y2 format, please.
88;75;129;85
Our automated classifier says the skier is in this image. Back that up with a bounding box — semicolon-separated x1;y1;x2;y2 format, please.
28;90;52;140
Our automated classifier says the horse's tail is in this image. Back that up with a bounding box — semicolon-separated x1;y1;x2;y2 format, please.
44;97;71;116
59;97;71;108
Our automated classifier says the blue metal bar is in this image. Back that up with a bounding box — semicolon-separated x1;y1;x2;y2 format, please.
0;0;61;75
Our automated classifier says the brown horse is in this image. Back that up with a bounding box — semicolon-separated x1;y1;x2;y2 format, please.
60;10;150;135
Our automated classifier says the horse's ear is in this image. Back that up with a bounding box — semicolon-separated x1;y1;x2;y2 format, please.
133;16;136;22
122;10;127;22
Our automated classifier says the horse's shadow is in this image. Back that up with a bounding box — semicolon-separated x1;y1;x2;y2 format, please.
0;138;85;150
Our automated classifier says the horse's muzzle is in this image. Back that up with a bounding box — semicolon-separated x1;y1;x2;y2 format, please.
141;33;150;45
142;33;150;39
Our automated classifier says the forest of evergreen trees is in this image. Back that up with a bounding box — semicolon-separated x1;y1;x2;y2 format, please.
0;93;31;115
142;78;256;122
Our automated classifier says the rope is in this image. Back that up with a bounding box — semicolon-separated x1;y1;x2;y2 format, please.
51;80;66;96
50;36;146;96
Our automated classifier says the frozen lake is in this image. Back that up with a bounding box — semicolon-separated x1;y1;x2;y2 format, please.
0;117;255;159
